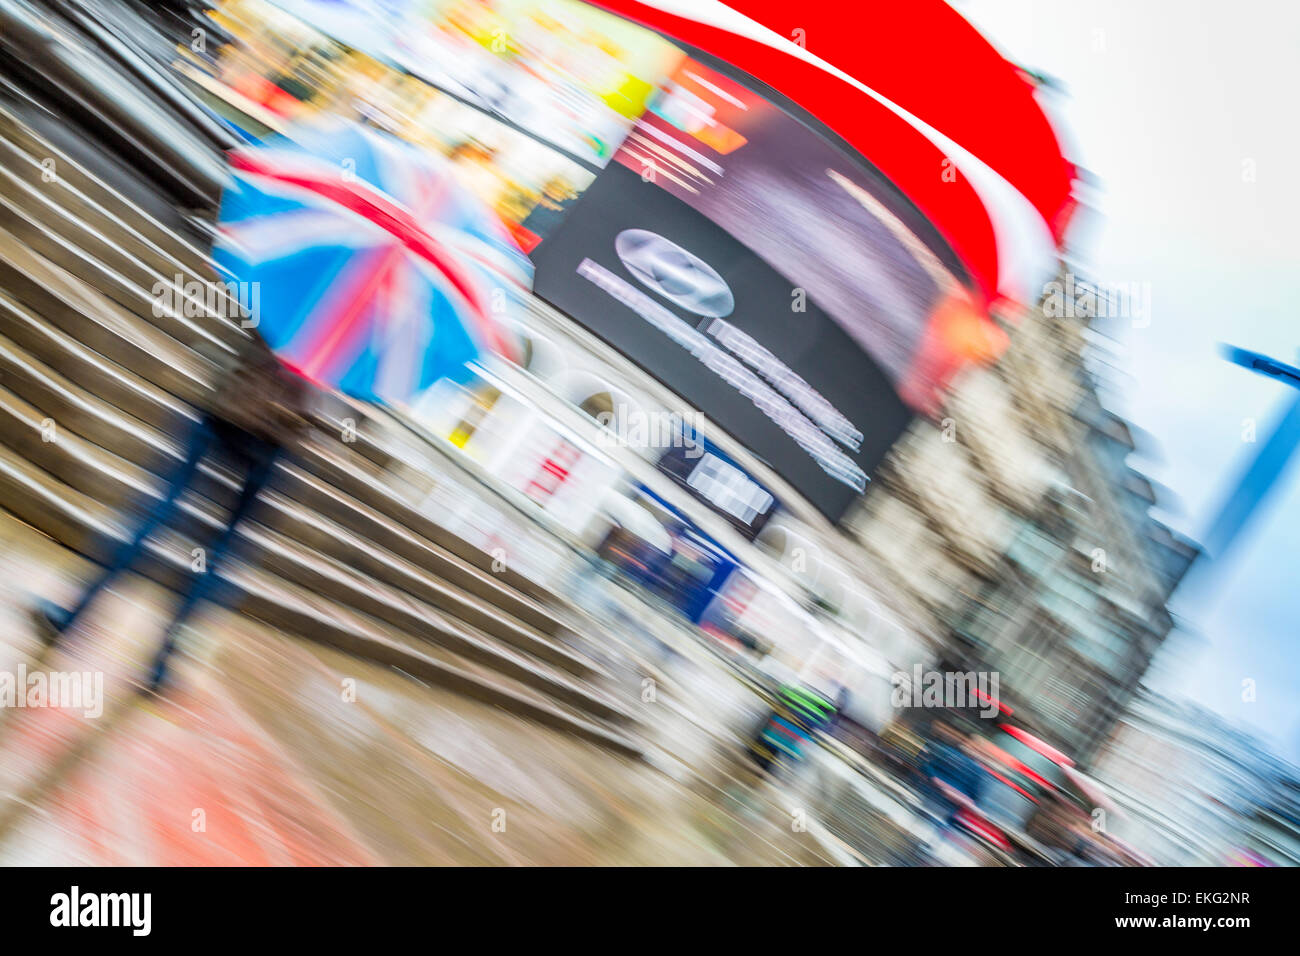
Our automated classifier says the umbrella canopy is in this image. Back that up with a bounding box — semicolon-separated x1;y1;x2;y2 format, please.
214;120;531;404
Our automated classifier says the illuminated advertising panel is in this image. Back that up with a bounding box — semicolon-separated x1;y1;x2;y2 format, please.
613;56;961;398
531;160;911;523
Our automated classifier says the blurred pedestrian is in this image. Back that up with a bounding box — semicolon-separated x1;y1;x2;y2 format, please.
32;333;313;693
747;683;838;775
920;720;986;829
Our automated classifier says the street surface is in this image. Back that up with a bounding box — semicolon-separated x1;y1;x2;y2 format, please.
0;511;866;865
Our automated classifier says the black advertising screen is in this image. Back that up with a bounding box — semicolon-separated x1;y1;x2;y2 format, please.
531;161;912;524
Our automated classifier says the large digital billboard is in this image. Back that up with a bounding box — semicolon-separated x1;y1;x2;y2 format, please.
387;0;684;167
612;56;959;397
532;54;980;523
531;161;912;524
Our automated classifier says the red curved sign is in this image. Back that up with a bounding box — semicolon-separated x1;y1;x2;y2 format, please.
723;0;1077;244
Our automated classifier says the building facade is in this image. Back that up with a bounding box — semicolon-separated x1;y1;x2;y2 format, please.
848;274;1197;763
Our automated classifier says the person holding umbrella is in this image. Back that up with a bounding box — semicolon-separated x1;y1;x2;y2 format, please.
32;118;532;694
33;331;314;692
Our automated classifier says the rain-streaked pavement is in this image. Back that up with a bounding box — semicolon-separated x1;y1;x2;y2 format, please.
0;511;836;865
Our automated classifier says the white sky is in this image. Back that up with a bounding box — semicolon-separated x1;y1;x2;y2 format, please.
955;0;1300;757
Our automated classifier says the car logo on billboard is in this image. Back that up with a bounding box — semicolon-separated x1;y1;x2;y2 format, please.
614;229;735;318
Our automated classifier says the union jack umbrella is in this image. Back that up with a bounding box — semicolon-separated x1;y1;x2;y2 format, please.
213;120;531;404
